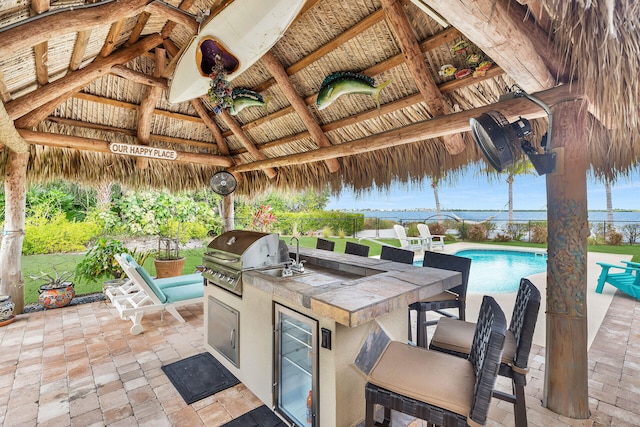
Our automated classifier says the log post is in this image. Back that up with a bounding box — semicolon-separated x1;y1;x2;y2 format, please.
544;99;590;418
1;150;30;314
222;194;235;233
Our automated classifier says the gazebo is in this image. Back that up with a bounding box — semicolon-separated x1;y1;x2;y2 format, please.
1;0;638;421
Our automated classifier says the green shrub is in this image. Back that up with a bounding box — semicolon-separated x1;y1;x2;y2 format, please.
338;229;346;238
406;223;419;237
505;222;528;241
160;219;211;243
322;226;333;238
23;214;100;255
273;211;364;236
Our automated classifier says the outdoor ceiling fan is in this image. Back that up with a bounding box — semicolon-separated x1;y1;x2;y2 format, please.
210;171;237;196
470;89;558;176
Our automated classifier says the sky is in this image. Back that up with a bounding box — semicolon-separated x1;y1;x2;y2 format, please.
326;169;640;211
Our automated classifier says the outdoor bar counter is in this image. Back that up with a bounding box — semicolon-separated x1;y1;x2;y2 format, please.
204;246;461;426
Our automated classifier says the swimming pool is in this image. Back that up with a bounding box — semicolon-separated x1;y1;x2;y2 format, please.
415;249;547;294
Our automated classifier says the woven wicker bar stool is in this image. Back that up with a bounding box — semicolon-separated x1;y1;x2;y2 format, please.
409;251;472;347
345;241;370;257
316;237;335;251
429;278;541;427
379;245;414;264
365;295;507;427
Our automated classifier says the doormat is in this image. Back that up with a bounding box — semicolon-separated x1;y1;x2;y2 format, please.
161;352;240;404
221;405;288;427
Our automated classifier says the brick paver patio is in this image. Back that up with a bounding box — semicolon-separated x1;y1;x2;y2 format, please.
0;289;639;426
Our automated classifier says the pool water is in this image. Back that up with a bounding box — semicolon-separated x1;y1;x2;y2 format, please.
415;249;547;294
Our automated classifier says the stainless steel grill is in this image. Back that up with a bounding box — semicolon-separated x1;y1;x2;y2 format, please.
202;230;289;296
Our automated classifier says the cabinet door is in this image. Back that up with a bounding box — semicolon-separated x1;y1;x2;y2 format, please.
207;296;239;367
274;304;317;427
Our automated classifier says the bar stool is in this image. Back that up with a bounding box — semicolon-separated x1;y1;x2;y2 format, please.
345;241;370;257
409;251;472;347
365;295;507;427
316;238;335;251
429;278;541;427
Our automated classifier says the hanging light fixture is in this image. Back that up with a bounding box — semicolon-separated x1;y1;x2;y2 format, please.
470;89;558;175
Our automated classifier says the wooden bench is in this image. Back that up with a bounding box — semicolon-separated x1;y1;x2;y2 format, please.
595;262;640;300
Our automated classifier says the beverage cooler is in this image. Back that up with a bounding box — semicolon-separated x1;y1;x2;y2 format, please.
274;304;318;427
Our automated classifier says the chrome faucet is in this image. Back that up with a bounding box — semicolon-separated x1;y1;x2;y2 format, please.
289;236;305;272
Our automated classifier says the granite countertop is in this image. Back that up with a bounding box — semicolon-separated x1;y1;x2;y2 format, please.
243;247;461;327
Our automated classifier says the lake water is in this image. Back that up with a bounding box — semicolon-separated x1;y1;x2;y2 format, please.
349;210;640;224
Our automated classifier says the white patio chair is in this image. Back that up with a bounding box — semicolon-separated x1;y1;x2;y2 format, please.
417;223;445;251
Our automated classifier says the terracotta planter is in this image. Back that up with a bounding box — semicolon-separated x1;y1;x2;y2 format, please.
38;282;75;309
0;295;15;322
154;257;186;278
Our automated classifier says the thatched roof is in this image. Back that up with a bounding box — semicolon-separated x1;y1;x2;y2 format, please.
0;0;638;195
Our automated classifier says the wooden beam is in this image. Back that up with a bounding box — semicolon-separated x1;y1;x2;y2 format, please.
127;12;151;46
7;34;164;126
382;0;465;155
161;0;198;38
31;1;50;86
190;99;231;156
136;47;166;169
0;0;150;58
33;43;49;86
73;92;203;123
261;52;341;173
45;116;220;151
218;111;277;179
0;103;29;153
146;0;199;33
31;0;50;14
228;84;583;173
288;9;387;76
0;70;11;103
100;19;126;57
69;30;92;71
245;27;463;132
18;129;234;167
110;65;168;89
423;0;559;92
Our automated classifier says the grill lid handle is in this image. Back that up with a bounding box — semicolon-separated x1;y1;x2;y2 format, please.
207;253;241;263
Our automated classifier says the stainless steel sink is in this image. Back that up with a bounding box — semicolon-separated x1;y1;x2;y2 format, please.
256;267;300;278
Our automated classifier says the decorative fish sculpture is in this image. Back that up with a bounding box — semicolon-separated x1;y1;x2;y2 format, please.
229;88;271;116
316;72;392;114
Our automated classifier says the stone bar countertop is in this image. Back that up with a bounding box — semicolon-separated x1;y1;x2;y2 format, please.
243;246;461;327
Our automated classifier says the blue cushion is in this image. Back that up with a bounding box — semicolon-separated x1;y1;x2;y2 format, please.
162;283;204;302
122;253;139;268
134;266;167;303
155;273;203;289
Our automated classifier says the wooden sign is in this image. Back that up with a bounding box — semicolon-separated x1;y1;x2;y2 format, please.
109;143;177;160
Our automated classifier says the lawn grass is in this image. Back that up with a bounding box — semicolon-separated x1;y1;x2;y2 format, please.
19;236;640;305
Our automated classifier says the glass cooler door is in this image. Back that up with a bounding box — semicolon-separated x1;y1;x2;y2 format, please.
274;304;318;427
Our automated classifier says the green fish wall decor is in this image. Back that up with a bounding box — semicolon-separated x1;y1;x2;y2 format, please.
316;72;392;114
229;88;271;116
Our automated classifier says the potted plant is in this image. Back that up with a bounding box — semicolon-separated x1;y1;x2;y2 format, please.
75;237;152;292
153;236;185;278
30;268;76;309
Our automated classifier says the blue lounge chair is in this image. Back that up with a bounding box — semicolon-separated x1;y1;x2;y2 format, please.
595;262;640;300
112;253;204;334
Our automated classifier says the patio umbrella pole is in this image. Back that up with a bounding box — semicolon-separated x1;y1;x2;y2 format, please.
543;99;590;418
